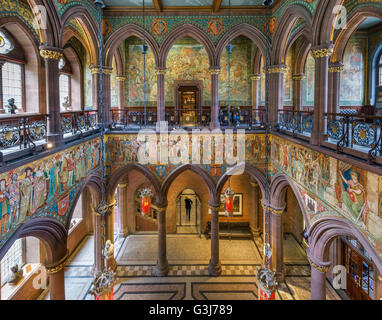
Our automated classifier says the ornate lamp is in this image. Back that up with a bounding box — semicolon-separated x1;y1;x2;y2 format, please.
224;182;235;217
88;0;117;301
140;187;152;215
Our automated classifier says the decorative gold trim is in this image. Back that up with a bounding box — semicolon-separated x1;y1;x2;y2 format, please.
293;74;305;81
261;203;285;215
45;251;69;274
90;67;99;74
311;48;333;59
116;76;126;81
308;257;330;273
209;68;221;75
250;75;261;81
156;68;167;75
90;67;113;75
156;206;167;213
267;67;287;74
249;181;259;188
103;68;114;75
40;49;63;60
118;183;128;188
328;66;344;73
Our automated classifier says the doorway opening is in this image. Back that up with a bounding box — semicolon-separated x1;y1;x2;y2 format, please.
176;189;201;234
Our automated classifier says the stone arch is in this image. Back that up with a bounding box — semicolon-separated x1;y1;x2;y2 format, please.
59;5;99;65
269;173;310;229
252;47;263;75
0;16;44;113
216;163;267;201
215;23;268;68
104;24;160;68
294;35;312;75
308;217;382;274
0;217;67;265
106;164;163;205
371;42;382;105
332;7;382;63
113;46;125;76
271;5;313;65
159;24;215;68
161;164;217;205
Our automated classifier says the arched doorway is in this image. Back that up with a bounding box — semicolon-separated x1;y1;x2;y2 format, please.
176;189;201;235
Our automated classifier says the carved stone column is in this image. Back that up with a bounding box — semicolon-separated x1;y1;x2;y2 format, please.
208;204;222;276
328;62;343;115
117;181;129;238
0;60;6;113
292;74;305;111
263;202;285;281
156;68;166;122
268;65;287;128
116;76;126;110
249;181;261;237
40;47;64;144
307;253;331;300
209;68;220;129
46;251;69;300
310;45;333;146
153;206;169;276
93;213;103;273
90;65;100;110
251;74;261;121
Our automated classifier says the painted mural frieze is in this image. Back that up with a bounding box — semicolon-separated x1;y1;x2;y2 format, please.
272;135;382;259
105;133;266;182
0;138;101;249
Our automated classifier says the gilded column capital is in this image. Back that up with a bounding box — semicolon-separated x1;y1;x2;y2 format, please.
292;74;305;81
261;202;285;215
250;74;261;81
267;65;287;74
249;181;259;188
156;68;167;75
209;68;221;75
89;65;113;75
328;62;344;73
40;48;63;60
118;183;128;188
307;256;331;273
45;250;69;274
94;200;117;217
116;76;126;82
311;46;334;59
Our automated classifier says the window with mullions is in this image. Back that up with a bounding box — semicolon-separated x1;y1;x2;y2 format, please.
2;62;23;113
0;239;24;286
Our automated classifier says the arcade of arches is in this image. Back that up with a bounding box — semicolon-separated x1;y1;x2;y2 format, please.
0;0;382;301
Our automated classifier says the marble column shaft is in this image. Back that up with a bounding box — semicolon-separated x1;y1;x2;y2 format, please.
94;213;103;273
268;66;285;128
270;211;284;281
208;205;222;276
49;268;65;300
117;182;129;237
156;69;166;122
251;75;260;122
293;74;304;111
328;63;343;116
154;207;169;276
210;69;220;129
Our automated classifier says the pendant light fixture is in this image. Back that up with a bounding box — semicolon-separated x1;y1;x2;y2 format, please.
140;187;152;215
224;178;235;217
89;0;117;300
257;0;277;301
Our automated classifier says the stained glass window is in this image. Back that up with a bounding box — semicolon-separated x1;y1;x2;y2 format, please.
2;62;22;112
59;74;70;110
0;239;24;286
0;31;13;55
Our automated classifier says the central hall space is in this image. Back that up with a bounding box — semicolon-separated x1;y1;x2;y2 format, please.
49;234;341;301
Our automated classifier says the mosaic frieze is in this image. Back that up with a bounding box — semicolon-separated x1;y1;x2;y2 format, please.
0;138;101;249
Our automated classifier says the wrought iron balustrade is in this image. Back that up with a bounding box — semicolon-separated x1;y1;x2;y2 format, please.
60;110;98;135
0;114;48;151
324;113;382;163
277;109;313;137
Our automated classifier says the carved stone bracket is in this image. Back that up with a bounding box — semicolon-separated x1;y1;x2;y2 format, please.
311;47;334;59
261;202;285;215
40;49;63;60
307;256;331;273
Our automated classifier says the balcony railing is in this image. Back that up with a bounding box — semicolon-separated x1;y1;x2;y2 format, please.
324;113;382;164
277;109;313;139
60;110;99;136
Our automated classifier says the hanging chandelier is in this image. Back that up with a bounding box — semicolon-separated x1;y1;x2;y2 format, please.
224;179;235;217
89;0;117;301
140;187;153;215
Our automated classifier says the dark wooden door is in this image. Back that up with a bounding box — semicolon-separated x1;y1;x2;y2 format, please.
343;240;374;300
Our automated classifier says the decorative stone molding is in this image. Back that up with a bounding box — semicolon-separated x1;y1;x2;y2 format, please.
156;68;167;75
94;201;117;217
116;76;126;82
209;68;221;75
307;256;331;273
328;64;344;73
103;68;114;76
311;48;333;59
267;66;287;74
90;66;113;75
90;66;100;74
292;74;305;81
118;183;128;188
40;49;63;60
250;74;261;81
261;202;285;215
249;181;259;188
45;251;69;275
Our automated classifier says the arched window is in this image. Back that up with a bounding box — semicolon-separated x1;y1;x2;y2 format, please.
2;62;23;113
59;74;71;111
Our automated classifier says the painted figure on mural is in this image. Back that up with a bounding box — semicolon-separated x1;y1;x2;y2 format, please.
0;179;9;236
67;151;74;187
337;166;369;225
7;173;19;229
31;165;47;213
60;154;69;191
47;158;57;200
19;167;34;221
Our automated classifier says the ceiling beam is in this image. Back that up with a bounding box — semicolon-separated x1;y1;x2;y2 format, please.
212;0;223;12
152;0;163;12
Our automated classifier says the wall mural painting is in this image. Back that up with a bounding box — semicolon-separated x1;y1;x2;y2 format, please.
340;37;364;106
0;138;101;248
272;136;382;258
283;49;293;106
84;53;93;109
105;133;266;182
303;52;315;106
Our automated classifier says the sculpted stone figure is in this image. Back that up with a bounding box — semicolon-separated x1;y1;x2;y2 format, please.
6;98;18;114
7;264;23;285
103;240;116;271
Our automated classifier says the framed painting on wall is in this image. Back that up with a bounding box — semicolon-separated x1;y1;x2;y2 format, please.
218;193;243;216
